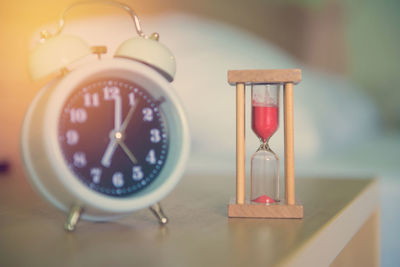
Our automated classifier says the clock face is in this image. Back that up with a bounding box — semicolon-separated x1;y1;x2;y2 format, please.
58;78;169;197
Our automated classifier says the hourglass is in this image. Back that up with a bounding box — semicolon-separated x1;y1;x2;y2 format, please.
227;69;303;218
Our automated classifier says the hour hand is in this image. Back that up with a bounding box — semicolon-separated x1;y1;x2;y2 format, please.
101;140;118;167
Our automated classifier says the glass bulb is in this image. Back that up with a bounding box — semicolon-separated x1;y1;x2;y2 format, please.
251;84;279;143
250;146;280;204
250;84;281;204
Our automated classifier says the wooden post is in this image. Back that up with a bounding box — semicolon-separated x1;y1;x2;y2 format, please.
284;82;295;205
236;82;245;204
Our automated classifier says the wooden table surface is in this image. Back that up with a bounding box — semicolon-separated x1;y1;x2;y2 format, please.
0;168;379;267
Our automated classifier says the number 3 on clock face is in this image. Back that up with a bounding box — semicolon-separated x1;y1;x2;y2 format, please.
58;78;169;197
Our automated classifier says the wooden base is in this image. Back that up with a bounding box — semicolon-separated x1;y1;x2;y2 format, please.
228;198;303;218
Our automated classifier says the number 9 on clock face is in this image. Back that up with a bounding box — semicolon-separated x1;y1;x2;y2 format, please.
58;78;169;197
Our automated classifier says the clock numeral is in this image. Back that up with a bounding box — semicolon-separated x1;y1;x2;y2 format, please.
150;129;161;143
73;152;87;168
132;166;144;181
84;93;100;107
90;168;102;184
112;172;124;188
129;92;135;106
66;130;79;145
142;108;153;122
103;86;120;100
70;108;87;123
146;149;156;165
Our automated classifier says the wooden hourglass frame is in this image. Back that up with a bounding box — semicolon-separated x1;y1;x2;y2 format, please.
227;69;303;218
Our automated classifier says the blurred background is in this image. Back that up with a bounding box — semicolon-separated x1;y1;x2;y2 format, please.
0;0;399;265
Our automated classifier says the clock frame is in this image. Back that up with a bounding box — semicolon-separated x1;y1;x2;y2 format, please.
21;59;190;223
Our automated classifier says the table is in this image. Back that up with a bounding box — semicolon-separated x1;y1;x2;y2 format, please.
0;168;379;266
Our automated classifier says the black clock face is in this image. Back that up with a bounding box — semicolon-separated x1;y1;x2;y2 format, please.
58;78;169;197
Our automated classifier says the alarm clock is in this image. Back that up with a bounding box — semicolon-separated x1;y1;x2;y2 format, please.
20;1;190;231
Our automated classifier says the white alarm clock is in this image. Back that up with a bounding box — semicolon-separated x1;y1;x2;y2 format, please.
21;1;189;231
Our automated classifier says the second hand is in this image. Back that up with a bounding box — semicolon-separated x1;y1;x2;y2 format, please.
116;140;137;164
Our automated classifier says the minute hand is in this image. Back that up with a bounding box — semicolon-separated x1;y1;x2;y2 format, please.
114;95;122;131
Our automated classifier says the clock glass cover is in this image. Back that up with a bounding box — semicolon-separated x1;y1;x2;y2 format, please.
58;78;169;197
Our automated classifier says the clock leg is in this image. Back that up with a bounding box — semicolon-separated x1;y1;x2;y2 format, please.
64;205;82;232
149;202;168;225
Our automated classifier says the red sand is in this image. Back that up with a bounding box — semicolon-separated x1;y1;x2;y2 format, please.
252;195;276;204
251;105;278;141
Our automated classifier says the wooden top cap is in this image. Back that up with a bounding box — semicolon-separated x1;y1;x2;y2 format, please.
228;69;302;84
